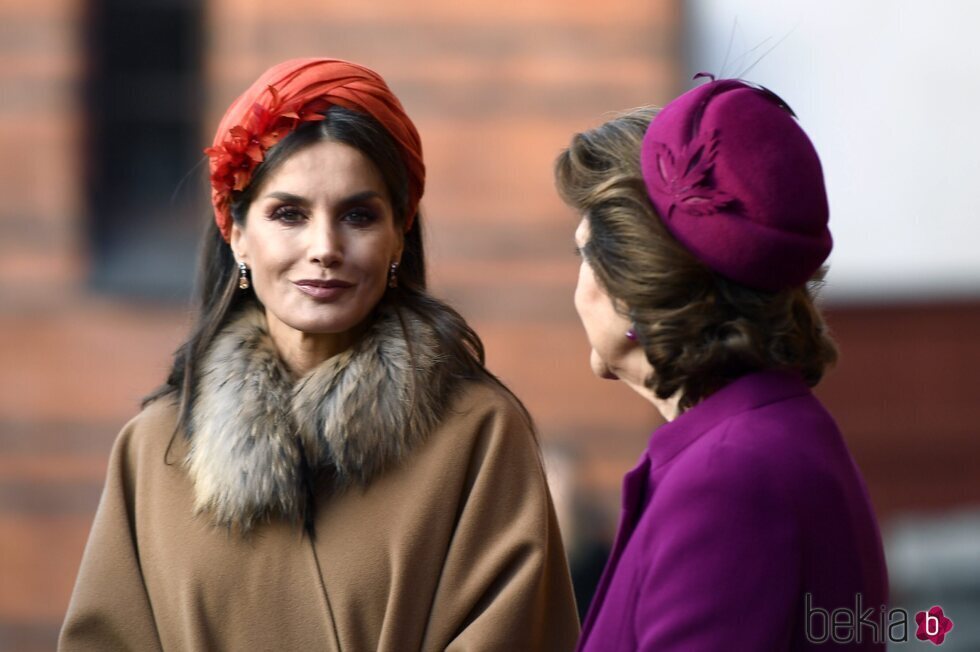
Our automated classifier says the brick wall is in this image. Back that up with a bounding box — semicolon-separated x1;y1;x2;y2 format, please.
0;0;86;303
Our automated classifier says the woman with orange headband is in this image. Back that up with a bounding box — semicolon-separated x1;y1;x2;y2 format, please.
60;58;579;650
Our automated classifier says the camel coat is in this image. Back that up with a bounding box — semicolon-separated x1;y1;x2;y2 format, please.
60;306;579;650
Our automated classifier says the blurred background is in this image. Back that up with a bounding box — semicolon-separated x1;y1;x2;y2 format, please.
1;0;978;649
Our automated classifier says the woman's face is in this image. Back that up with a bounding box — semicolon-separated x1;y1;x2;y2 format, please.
573;218;637;381
231;139;403;340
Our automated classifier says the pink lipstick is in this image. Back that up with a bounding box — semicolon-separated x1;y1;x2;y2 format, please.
293;279;353;300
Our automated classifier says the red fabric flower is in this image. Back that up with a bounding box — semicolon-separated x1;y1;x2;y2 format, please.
204;86;329;217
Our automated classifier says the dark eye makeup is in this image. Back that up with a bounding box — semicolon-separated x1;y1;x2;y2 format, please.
265;203;380;227
269;205;306;223
343;207;378;226
261;186;387;228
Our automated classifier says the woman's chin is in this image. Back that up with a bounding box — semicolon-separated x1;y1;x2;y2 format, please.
590;351;620;380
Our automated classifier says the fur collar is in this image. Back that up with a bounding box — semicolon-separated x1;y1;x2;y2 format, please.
185;303;457;530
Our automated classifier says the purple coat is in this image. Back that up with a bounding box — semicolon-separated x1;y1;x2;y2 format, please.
578;370;888;651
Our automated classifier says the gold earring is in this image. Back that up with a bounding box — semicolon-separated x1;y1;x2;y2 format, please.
238;262;250;290
388;261;399;288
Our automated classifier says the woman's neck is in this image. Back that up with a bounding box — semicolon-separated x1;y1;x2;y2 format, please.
623;376;681;422
265;310;360;377
616;347;682;422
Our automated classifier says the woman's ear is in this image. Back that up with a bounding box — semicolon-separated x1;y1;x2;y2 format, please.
391;225;405;265
394;235;405;265
230;222;247;262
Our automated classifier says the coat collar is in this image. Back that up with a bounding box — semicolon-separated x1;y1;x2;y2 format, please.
185;302;457;530
646;369;812;471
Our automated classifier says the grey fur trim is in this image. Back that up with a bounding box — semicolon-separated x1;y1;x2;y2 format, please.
186;304;453;530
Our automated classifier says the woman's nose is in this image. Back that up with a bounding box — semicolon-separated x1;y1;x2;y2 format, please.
308;215;343;267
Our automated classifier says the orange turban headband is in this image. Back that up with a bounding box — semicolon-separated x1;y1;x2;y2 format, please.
205;58;425;242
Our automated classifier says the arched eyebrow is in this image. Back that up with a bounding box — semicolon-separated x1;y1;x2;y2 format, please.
337;190;384;207
263;190;384;207
264;191;310;206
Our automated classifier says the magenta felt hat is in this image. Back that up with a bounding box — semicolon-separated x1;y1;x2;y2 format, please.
640;76;831;291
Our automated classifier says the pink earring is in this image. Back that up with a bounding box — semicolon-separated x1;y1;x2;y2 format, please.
626;329;637;342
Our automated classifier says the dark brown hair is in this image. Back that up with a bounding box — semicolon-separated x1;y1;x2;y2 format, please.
555;107;837;413
148;106;530;442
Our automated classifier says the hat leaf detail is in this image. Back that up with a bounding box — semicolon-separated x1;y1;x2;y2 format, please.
650;129;734;218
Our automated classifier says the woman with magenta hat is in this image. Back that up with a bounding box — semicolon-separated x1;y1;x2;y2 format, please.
60;58;579;650
556;77;888;650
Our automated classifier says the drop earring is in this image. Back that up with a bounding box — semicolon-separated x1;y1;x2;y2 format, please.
388;261;399;288
238;261;250;290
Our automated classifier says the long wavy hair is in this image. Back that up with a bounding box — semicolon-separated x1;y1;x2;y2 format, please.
148;106;531;442
555;107;838;413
